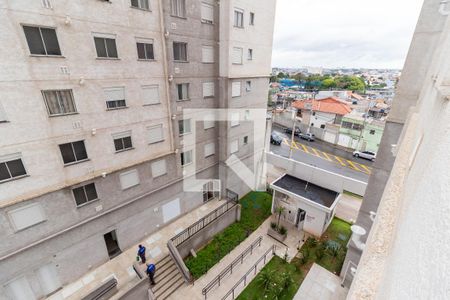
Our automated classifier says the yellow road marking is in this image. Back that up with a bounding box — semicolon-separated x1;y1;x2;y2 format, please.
347;160;362;172
359;164;371;174
283;138;290;146
299;143;309;153
291;141;299;149
311;148;322;158
334;156;347;166
321;152;333;162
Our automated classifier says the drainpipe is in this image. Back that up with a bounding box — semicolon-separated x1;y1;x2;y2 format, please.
439;0;450;15
157;0;175;152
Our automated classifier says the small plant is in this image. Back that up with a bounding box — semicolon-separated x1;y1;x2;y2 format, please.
315;244;325;261
279;271;295;290
308;237;318;247
325;240;342;262
279;226;287;235
275;206;286;229
257;269;275;293
300;248;309;265
270;222;277;230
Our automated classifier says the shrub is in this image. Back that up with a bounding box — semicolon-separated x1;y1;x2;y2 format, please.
270;222;277;230
279;226;287;235
300;248;309;265
257;269;275;293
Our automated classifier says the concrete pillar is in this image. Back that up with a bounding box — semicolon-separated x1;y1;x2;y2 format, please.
236;204;241;222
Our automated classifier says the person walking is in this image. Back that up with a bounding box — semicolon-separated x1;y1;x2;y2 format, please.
146;263;156;285
137;245;146;264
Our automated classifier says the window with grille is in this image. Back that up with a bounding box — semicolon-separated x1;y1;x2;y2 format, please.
72;183;98;206
171;0;186;17
42;90;77;116
234;9;244;27
23;26;61;56
177;83;189;100
173;42;187;61
131;0;149;10
59;141;88;165
136;40;154;60
104;87;126;109
0;154;27;183
94;36;118;58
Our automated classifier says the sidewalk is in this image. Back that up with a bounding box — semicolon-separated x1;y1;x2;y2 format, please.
167;217;304;300
48;198;225;300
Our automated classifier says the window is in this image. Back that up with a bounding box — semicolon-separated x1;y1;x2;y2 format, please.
201;2;214;23
42;90;77;116
147;124;164;144
202;82;214;98
151;159;167;177
203;181;218;202
171;0;186;17
36;264;61;296
104;87;126;109
41;0;52;9
231;112;240;127
245;110;250;120
8;203;46;231
0;154;27;183
234;9;244;27
136;40;154;60
204;114;215;129
72;183;98;206
94;35;118;58
202;45;214;63
243;136;248;144
142;85;160;105
180;150;193;166
320;124;325;129
232;47;243;64
23;25;61;56
120;169;140;190
113;131;133;152
247;49;253;60
131;0;149;10
177;83;189;100
352;123;364;131
4;276;35;300
173;42;187;61
204;142;215;157
59;140;88;165
246;81;252;92
249;12;255;25
370;129;376;135
232;81;241;97
230;140;239;154
342;121;353;129
179;119;191;135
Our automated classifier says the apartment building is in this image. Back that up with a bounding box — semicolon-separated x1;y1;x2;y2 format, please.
0;0;276;299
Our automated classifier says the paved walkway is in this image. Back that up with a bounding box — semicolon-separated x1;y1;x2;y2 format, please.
167;217;304;300
293;263;348;300
335;193;362;223
47;199;226;300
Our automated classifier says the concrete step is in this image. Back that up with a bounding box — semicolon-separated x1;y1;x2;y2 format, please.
154;263;177;281
153;273;184;300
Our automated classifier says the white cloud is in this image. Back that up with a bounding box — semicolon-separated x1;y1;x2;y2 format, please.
272;0;424;69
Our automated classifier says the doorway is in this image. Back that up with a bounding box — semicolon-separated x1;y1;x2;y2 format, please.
295;208;306;229
104;230;121;259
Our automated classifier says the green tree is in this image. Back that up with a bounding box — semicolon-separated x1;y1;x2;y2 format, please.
277;72;287;79
335;75;365;91
321;78;336;89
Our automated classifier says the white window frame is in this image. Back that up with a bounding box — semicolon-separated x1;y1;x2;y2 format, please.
201;45;214;63
179;119;192;135
202;82;215;98
131;0;150;10
151;159;167;178
204;114;215;129
246;80;252;92
142;85;160;105
204;142;215;157
173;42;188;62
104;87;126;110
8;202;46;231
234;8;244;28
177;83;189;101
232;81;241;97
232;47;243;65
247;48;253;60
231;112;240;127
119;169;140;190
181;150;193;166
249;12;255;25
147;124;165;144
201;2;214;24
41;89;77;116
112;130;133;152
0;153;28;183
171;0;186;18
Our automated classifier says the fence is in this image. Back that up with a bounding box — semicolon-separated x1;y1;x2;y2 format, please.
201;236;263;299
221;245;277;300
170;189;239;247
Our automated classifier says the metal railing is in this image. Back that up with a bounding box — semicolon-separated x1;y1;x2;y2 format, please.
201;236;263;299
170;189;239;247
221;245;277;300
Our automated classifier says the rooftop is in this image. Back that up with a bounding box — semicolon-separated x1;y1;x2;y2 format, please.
292;97;352;116
272;174;339;208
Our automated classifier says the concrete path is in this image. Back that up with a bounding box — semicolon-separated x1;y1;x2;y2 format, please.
334;193;362;223
293;263;348;300
47;199;226;300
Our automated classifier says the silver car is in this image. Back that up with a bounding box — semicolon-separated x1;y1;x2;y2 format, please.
353;150;376;161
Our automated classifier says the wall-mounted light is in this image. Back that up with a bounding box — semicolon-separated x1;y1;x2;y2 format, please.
79;77;85;85
64;15;72;25
91;128;96;136
168;75;174;82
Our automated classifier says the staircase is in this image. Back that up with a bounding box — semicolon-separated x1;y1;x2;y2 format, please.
151;255;185;300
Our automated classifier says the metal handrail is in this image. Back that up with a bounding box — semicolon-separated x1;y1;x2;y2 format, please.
170;189;239;247
201;236;263;299
221;245;277;300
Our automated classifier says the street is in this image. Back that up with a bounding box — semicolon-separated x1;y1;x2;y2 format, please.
270;126;372;182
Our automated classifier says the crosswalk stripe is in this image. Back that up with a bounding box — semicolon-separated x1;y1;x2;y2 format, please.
347;160;362;172
300;144;309;153
334;156;346;166
359;164;371;174
321;152;333;162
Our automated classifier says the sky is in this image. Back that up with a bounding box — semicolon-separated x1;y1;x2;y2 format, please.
272;0;424;69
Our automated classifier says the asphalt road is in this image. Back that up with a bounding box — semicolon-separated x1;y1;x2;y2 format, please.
270;126;372;182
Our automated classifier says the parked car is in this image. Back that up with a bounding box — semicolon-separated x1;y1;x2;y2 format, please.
284;127;301;137
353;150;376;161
299;132;315;141
270;132;283;145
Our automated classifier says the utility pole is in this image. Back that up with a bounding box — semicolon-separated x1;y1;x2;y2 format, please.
288;108;297;159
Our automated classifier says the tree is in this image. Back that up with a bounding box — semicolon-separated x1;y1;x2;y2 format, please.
335;75;365;91
277;72;287;79
321;78;336;89
270;75;278;83
275;206;285;229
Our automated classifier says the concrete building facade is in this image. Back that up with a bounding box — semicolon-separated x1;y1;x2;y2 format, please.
0;0;276;299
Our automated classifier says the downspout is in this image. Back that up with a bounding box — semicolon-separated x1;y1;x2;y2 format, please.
439;0;450;15
157;0;175;152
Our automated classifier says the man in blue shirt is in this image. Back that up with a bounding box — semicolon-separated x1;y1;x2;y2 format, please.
137;245;146;264
146;263;156;285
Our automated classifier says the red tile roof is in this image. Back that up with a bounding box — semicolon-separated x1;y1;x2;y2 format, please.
292;97;352;116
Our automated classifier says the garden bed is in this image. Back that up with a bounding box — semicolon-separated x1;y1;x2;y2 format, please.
185;191;273;279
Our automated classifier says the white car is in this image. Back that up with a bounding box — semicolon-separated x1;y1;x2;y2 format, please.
353;150;376;161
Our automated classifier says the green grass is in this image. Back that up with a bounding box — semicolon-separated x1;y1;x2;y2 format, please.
237;218;352;299
185;191;272;279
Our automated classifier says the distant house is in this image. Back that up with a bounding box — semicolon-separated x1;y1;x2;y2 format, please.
316;90;364;103
292;97;352;129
